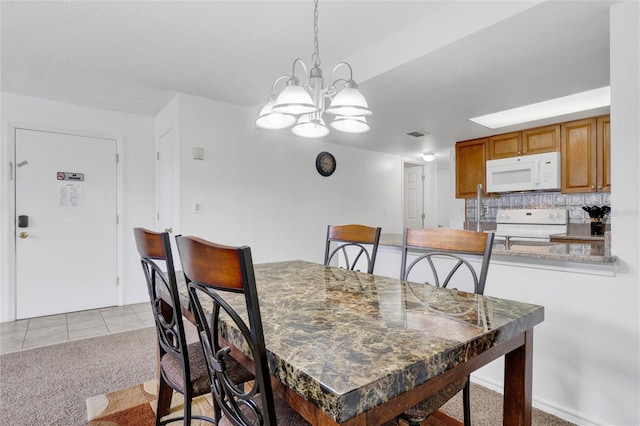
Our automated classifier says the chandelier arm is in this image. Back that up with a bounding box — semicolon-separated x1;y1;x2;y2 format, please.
291;58;309;80
326;78;347;97
328;62;354;83
271;75;292;94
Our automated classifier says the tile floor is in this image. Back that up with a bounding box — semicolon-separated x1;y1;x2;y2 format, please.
0;302;154;355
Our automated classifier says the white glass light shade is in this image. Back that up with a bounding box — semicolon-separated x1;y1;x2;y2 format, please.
325;87;372;116
330;116;370;133
292;115;329;138
255;98;297;129
422;152;436;162
273;85;318;115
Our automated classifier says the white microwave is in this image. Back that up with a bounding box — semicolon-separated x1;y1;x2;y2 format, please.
486;151;561;193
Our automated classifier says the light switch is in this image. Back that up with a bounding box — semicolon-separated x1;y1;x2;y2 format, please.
192;147;204;160
193;202;202;214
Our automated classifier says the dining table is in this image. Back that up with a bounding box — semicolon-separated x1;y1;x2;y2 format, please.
175;260;544;426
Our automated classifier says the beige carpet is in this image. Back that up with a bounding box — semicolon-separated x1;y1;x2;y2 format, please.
0;327;157;426
87;380;216;425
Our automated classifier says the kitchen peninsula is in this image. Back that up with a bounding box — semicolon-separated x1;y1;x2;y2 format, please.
378;233;615;265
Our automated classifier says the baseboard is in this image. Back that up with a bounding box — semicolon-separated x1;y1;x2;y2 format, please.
469;376;603;426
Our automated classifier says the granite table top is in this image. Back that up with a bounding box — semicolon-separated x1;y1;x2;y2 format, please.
379;233;615;264
177;260;544;424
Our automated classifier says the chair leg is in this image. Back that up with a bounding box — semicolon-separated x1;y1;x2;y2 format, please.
463;377;471;426
156;377;173;426
183;393;191;426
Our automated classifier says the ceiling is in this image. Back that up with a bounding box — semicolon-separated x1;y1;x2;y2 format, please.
1;1;614;161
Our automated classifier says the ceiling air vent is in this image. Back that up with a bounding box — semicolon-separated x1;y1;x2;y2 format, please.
406;131;426;137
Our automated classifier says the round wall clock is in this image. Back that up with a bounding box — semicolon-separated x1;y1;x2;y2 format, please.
315;151;336;177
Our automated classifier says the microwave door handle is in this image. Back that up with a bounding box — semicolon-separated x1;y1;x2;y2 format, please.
533;160;540;185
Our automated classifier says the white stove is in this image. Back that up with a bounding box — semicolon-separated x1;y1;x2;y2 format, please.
494;208;568;242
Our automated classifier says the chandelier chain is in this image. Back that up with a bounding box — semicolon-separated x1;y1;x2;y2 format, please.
312;0;321;68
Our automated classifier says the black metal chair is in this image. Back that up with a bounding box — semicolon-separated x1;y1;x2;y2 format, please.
133;228;252;426
324;224;382;274
398;227;495;426
176;235;309;426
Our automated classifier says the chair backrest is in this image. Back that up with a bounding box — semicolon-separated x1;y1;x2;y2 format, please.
133;228;191;376
401;228;495;295
324;224;382;274
176;235;277;426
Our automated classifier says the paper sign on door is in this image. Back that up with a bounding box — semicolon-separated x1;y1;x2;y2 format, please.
58;182;84;207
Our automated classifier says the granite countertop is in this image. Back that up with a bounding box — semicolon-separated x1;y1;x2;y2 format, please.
550;226;606;241
491;241;614;263
177;260;544;424
379;233;615;264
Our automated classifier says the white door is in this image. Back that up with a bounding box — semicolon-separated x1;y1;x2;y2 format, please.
15;129;118;319
404;164;424;229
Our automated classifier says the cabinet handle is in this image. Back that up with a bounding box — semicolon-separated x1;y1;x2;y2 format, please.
591;185;596;190
597;185;602;189
522;150;526;154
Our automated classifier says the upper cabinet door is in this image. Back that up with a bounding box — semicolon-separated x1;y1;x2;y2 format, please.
597;115;611;192
522;124;560;155
561;118;597;193
488;132;521;159
488;125;560;160
561;116;610;193
455;138;488;199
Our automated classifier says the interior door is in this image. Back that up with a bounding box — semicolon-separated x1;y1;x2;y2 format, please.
15;129;117;319
404;164;424;229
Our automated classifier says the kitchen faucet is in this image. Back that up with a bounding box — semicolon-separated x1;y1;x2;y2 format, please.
476;183;484;232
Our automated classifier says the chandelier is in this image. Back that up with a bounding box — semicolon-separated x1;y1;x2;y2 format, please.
255;0;372;138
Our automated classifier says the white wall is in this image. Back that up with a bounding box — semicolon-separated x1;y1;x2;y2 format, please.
156;92;403;265
471;3;640;425
0;93;155;321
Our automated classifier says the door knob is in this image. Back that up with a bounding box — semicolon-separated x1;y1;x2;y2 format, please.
164;227;173;233
19;232;28;239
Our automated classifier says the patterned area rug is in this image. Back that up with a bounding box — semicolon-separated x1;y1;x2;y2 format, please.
86;380;214;425
87;380;461;426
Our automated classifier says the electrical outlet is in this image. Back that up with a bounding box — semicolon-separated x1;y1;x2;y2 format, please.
193;202;202;214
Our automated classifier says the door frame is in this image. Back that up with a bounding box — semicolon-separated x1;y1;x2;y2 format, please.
2;122;124;322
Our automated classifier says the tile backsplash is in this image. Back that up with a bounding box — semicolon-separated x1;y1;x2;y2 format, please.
466;191;612;224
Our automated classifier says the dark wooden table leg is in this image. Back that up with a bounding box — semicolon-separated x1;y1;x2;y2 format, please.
503;329;533;426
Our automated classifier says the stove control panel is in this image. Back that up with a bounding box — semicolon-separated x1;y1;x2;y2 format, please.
496;208;568;225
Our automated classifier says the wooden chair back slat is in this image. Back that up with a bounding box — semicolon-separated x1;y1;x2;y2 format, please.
133;226;165;259
405;228;488;254
328;224;380;243
176;236;245;290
